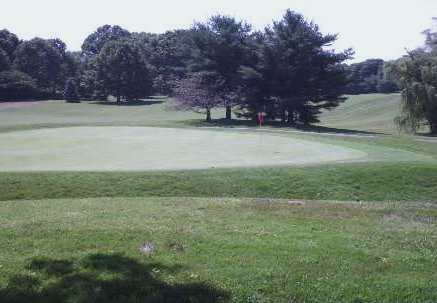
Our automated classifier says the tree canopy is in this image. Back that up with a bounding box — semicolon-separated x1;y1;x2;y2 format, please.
82;25;131;57
389;21;437;134
96;38;152;102
1;10;414;127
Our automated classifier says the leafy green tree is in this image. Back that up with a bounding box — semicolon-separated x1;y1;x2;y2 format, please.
343;59;398;94
191;15;251;120
82;25;131;56
96;39;152;102
389;21;437;134
142;30;195;95
13;38;64;95
0;70;40;100
0;29;20;60
389;51;437;134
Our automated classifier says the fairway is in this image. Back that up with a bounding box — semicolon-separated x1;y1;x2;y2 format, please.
0;126;367;171
1;96;437;303
1;197;437;302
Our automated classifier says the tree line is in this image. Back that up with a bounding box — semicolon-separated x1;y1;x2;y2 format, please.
0;10;434;131
343;59;398;95
0;10;356;125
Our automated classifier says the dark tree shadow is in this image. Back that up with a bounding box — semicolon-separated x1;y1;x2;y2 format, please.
0;254;229;303
92;99;165;107
190;118;381;136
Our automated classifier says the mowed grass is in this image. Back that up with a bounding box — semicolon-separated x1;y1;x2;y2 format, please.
0;97;206;132
317;94;402;134
1;94;437;302
1;197;437;302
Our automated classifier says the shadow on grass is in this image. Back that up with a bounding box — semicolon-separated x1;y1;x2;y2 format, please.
189;118;381;136
0;254;229;303
92;99;165;107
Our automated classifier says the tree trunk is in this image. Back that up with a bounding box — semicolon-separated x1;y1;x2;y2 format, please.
206;108;212;122
225;105;232;120
281;109;287;124
430;122;437;135
117;95;121;104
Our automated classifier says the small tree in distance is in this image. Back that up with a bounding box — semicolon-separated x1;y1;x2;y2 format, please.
174;72;225;122
64;78;80;102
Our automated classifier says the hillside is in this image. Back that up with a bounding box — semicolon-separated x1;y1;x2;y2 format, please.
318;94;402;134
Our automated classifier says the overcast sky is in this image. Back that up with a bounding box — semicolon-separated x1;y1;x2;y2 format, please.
1;0;436;62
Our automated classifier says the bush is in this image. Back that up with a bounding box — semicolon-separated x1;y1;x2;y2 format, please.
0;70;41;101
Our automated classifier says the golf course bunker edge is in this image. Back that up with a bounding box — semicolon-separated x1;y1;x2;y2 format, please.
0;126;367;171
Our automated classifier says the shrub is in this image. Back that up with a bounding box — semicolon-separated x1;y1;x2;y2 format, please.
0;70;41;101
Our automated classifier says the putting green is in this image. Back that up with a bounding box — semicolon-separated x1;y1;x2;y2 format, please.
0;126;367;171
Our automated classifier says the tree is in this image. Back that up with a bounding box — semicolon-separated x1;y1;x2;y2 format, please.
252;10;353;124
389;51;437;134
343;59;398;94
174;72;225;122
13;38;64;95
64;78;80;102
0;70;40;100
82;25;131;56
191;15;251;120
0;48;10;72
0;29;20;60
138;30;195;95
96;39;152;102
388;20;437;134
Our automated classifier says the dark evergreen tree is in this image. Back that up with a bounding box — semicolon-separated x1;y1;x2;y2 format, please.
252;10;353;124
191;15;251;120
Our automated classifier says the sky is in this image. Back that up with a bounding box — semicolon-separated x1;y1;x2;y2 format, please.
1;0;436;63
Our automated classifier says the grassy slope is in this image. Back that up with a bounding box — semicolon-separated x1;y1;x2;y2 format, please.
0;94;436;203
318;94;402;134
1;197;437;302
0;98;206;132
1;163;437;202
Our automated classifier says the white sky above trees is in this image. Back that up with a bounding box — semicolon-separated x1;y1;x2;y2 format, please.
2;0;436;62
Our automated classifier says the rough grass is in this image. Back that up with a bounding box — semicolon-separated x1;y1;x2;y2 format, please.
1;197;437;302
1;163;437;202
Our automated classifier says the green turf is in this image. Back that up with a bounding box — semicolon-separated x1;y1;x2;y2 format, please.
317;93;403;134
1;163;437;202
1;197;437;302
0;126;367;172
1;94;437;302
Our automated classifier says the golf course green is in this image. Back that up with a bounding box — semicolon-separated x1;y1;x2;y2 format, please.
1;94;437;302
